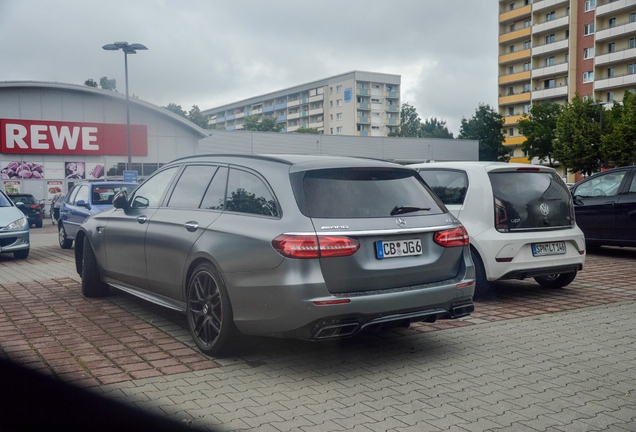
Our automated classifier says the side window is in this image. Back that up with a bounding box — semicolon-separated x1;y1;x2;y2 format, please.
628;173;636;194
74;185;89;205
201;167;228;210
168;165;219;208
418;170;468;205
66;186;79;204
225;168;279;217
574;171;626;198
131;167;179;208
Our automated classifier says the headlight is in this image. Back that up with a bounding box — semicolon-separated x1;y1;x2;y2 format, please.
3;216;28;231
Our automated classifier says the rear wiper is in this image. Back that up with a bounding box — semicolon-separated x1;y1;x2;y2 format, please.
390;205;431;216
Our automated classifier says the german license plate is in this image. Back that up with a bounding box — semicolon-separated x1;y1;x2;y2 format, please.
532;241;566;256
376;239;422;259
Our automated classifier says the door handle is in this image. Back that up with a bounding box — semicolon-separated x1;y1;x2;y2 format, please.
136;216;148;224
184;222;199;232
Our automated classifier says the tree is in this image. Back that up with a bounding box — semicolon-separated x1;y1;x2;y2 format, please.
294;127;321;134
163;103;188;118
243;115;283;132
601;90;636;167
84;79;98;88
420;117;454;139
99;77;117;91
458;104;506;161
553;94;602;176
517;101;563;166
388;103;421;137
188;105;210;129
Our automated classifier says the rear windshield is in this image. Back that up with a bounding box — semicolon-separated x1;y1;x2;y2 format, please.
417;169;468;205
10;195;37;205
295;168;444;218
489;171;573;231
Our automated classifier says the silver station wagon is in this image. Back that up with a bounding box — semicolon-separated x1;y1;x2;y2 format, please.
75;154;475;356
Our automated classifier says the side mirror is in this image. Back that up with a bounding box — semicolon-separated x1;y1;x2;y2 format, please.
112;191;130;209
76;200;88;208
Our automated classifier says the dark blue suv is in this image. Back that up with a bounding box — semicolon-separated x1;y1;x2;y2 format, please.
58;181;137;248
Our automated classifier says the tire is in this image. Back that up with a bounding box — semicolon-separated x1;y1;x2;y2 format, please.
59;224;73;249
81;236;109;297
471;248;492;299
14;249;29;259
186;263;238;357
534;271;577;289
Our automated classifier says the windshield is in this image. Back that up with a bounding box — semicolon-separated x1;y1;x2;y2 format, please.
0;192;13;207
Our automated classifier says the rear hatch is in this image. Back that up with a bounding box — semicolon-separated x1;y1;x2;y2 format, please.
291;166;466;294
488;168;574;232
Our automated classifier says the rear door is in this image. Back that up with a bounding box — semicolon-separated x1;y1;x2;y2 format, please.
65;185;90;238
615;169;636;245
296;167;463;294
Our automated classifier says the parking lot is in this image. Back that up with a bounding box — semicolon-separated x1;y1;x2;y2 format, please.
2;223;636;431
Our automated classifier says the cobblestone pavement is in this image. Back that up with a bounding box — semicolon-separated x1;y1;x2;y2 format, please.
1;224;636;431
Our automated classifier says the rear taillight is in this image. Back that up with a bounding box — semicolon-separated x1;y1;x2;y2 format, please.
29;205;39;209
434;226;469;247
494;197;509;232
272;235;360;259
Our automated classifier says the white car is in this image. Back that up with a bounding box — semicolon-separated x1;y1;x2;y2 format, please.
409;162;586;298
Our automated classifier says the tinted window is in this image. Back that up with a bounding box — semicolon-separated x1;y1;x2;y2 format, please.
300;168;443;218
131;167;179;208
573;171;627;198
74;186;89;205
91;185;137;205
418;169;468;205
168;165;219;208
201;167;228;210
225;169;279;217
629;173;636;193
489;171;573;231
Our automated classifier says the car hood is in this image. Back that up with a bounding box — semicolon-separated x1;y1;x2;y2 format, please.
0;207;27;228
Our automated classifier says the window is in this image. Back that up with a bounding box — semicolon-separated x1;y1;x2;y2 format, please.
584;23;595;35
607;67;615;78
508;86;515;95
609;17;616;28
336;85;342;93
337;127;343;134
546;11;556;21
584;0;595;11
583;47;594;59
131;167;179;208
524;83;531;92
329;114;333;120
74;185;89;205
631;38;636;49
508;107;515;116
510;2;515;10
524;40;531;49
200;167;228;210
508;128;514;137
524;62;531;71
225;168;278;217
524;19;531;28
510;45;515;53
330;87;333;94
544;79;555;89
337;99;343;107
524;104;531;114
566;29;569;39
608;43;615;53
628;63;635;75
545;56;555;66
583;95;590;101
607;92;614;102
168;165;219;208
583;71;594;83
330;101;333;108
631;12;636;22
573;170;626;198
336;113;343;120
545;34;556;44
509;65;515;74
510;23;515;32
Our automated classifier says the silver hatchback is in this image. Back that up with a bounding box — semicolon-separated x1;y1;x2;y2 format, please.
75;155;475;356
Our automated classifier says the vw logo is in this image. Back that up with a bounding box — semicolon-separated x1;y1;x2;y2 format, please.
539;203;550;216
396;218;407;228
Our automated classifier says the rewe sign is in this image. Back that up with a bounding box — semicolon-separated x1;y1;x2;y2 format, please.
1;119;148;156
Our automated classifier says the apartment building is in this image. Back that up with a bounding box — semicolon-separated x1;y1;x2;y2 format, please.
498;0;636;163
201;71;401;137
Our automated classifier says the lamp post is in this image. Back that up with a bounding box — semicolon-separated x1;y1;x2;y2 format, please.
102;42;148;173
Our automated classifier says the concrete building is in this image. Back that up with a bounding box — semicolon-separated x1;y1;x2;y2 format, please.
201;71;401;137
498;0;636;163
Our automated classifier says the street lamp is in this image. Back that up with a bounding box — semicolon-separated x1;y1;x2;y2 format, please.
102;42;148;173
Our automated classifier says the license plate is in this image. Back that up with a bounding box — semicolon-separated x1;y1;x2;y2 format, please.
532;241;566;256
376;239;422;259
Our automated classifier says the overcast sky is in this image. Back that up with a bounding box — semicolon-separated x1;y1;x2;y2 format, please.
1;0;498;135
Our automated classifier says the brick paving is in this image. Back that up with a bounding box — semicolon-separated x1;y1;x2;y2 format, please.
1;226;636;430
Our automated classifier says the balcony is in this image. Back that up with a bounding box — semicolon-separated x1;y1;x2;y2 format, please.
532;84;568;100
225;114;235;121
532;38;569;56
504;136;526;146
386;118;398;125
276;115;287;122
308;94;324;103
504;115;524;125
386;104;399;112
499;70;532;84
595;46;636;65
532;0;570;12
357;117;371;124
274;103;287;110
499;5;532;23
287;100;300;107
499;48;532;64
596;20;636;41
287;112;300;120
596;0;636;17
594;72;636;90
263;106;275;113
532;61;569;78
386;90;399;99
533;15;569;34
357;131;370;137
356;88;370;96
499;27;532;44
357;102;371;110
308;108;323;116
498;92;531;105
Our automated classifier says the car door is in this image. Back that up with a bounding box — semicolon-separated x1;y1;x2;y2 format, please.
615;169;636;245
65;185;90;238
103;167;180;289
572;169;629;243
144;164;226;300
